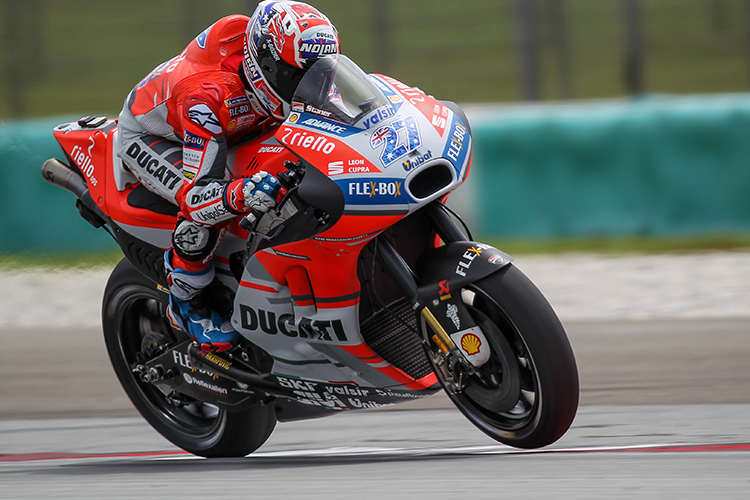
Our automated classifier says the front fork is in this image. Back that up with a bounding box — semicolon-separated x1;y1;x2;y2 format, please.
374;202;510;393
419;307;475;393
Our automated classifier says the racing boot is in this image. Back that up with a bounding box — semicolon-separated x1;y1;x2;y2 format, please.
164;249;239;352
167;294;239;352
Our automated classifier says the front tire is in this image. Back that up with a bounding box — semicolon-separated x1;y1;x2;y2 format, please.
102;258;276;457
428;264;579;449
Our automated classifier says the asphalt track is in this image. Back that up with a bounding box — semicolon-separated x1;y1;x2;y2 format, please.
1;318;750;498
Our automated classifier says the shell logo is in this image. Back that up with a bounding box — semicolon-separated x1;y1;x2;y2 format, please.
460;333;482;356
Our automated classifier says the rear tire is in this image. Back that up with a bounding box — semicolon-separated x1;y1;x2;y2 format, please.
428;264;579;449
102;258;276;457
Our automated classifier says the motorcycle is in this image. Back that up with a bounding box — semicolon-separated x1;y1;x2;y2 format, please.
42;54;579;458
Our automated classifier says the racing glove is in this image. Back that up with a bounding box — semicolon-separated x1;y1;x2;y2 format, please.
225;171;285;214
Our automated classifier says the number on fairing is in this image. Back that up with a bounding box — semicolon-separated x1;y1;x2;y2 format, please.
370;115;421;167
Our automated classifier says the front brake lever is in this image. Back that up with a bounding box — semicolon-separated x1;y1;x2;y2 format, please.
239;209;263;231
239;185;302;237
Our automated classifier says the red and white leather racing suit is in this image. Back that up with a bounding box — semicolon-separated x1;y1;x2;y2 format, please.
117;15;280;300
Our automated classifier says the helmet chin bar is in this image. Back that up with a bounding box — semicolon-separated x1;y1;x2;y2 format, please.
239;58;270;119
258;84;288;121
277;101;291;120
242;48;290;121
244;89;271;119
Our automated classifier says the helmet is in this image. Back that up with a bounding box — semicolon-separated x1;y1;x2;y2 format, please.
242;1;340;121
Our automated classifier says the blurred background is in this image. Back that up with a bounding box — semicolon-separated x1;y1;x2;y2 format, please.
5;0;750;115
2;0;750;444
2;0;750;254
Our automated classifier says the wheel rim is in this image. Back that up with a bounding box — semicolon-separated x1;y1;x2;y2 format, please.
462;306;521;413
429;285;543;436
110;285;227;442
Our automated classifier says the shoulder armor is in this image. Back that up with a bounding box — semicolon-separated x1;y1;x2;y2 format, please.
185;15;250;65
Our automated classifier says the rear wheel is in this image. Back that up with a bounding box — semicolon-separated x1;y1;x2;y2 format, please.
427;264;579;449
102;258;276;457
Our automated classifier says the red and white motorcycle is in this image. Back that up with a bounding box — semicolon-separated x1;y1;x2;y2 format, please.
43;55;578;457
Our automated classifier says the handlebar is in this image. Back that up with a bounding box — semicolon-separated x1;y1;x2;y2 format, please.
276;160;306;189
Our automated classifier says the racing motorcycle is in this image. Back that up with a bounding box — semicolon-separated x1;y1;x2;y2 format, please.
42;54;579;458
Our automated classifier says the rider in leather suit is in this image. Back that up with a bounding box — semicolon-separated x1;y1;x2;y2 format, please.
116;1;340;352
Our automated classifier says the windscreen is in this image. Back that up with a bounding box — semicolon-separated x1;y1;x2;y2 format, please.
291;55;392;127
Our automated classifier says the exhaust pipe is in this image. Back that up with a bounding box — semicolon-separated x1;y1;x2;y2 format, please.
42;158;89;199
42;158;107;223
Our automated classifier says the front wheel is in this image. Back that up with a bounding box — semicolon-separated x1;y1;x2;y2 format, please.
102;258;277;457
427;264;579;449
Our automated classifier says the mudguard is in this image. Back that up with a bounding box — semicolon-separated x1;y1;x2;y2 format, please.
415;242;513;365
415;242;513;299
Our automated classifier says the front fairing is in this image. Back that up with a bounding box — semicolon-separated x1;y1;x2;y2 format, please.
231;56;469;395
276;55;472;218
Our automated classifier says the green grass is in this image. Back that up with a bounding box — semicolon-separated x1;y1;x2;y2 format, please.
483;234;750;255
0;250;123;271
3;234;750;272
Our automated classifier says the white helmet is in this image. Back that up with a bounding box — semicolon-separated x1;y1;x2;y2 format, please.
242;1;340;120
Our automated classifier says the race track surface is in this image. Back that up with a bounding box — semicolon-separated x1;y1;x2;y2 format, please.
2;319;750;498
3;318;749;419
2;406;750;499
2;256;750;498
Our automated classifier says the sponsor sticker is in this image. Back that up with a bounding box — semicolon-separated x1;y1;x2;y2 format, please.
183;149;203;169
240;305;348;342
225;96;250;107
183;131;206;150
450;326;491;366
192;203;231;223
370;115;421;167
402;149;433;171
188;183;223;207
442;119;470;170
361;106;396;130
70;140;99;186
299;38;338;58
229;103;251;118
429;103;451;135
339;178;409;205
446;303;461;329
300;117;348;135
455;243;493;277
188;104;222;134
326;159;379;176
488;254;504;265
244;54;262;82
438;279;452;301
124;141;181;190
304;104;332;118
238;114;257;126
280;127;337;155
460;333;482;355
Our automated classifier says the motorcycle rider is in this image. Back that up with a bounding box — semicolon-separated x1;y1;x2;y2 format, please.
116;1;340;352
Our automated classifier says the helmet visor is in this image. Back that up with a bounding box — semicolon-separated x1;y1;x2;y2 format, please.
256;37;308;104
